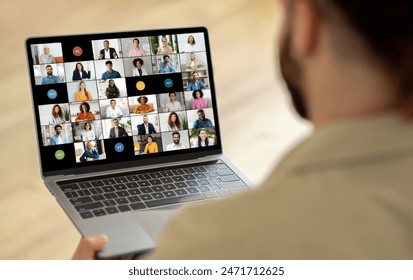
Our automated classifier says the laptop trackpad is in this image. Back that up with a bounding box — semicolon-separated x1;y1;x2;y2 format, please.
78;214;156;259
133;206;181;241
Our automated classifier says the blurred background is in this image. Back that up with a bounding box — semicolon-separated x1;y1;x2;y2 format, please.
0;0;311;259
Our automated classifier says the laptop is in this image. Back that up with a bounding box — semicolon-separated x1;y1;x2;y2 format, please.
25;27;252;259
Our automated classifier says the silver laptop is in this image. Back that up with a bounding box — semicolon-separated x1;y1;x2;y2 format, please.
25;27;252;258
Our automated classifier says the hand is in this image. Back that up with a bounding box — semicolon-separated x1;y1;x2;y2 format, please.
72;235;108;260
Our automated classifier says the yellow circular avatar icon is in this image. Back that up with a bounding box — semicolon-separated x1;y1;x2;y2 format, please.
136;81;145;91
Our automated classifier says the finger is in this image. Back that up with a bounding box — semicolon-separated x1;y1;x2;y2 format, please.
72;235;108;260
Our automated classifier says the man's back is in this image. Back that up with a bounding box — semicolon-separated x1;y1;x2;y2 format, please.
147;113;413;259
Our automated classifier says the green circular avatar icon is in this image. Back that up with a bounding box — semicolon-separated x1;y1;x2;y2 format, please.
55;150;65;160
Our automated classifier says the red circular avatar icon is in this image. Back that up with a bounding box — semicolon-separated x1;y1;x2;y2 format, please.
73;46;83;56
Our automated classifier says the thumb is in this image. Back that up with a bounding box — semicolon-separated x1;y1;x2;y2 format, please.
72;235;108;260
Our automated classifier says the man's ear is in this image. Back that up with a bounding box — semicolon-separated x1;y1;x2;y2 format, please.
291;0;320;58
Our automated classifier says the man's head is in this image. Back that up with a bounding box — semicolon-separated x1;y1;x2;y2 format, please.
143;115;149;124
105;61;113;71
103;40;109;49
192;72;199;81
110;99;116;109
133;38;140;46
43;46;50;54
279;0;413;124
172;131;180;144
45;65;53;76
54;124;62;134
197;109;205;121
163;55;170;63
112;119;119;127
190;53;195;61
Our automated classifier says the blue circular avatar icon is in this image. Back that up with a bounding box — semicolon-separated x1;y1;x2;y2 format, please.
47;89;58;99
115;142;124;153
164;78;173;88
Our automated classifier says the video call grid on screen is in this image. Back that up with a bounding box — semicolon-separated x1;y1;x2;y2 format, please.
26;28;221;172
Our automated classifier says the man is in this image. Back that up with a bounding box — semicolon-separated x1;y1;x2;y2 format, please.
159;55;176;73
137;115;157;135
105;99;123;119
99;40;118;59
186;71;206;91
41;65;61;85
109;119;128;138
185;52;205;71
50;124;67;145
75;0;413;259
166;131;186;151
101;61;121;79
39;46;55;64
192;109;213;129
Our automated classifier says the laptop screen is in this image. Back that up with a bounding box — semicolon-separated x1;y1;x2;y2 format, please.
26;27;221;174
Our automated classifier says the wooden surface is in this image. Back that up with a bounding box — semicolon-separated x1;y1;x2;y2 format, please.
0;0;311;259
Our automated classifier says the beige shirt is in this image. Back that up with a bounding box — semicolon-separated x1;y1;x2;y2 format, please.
146;113;413;259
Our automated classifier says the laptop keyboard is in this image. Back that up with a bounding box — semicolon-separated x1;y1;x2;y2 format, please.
57;161;249;219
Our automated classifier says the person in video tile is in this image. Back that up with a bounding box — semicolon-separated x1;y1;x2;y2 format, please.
159;55;176;73
137;115;157;135
166;112;182;131
166;131;186;151
187;72;206;91
129;38;146;57
75;102;96;122
75;81;93;101
49;104;65;124
132;58;148;76
195;128;213;147
72;62;91;81
184;35;198;53
144;135;158;154
106;99;123;118
185;52;204;71
39;45;56;64
134;96;154;114
101;61;121;79
157;36;173;55
41;65;61;85
191;90;207;109
193;109;212;129
51;124;67;145
109;118;128;138
105;79;120;98
161;92;182;112
79;141;99;162
99;40;118;59
81;122;95;141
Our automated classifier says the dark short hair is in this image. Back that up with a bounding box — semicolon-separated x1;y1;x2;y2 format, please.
133;38;140;43
103;40;109;44
138;96;148;103
45;64;52;69
197;109;205;114
54;124;62;130
192;90;204;99
110;99;116;103
169;92;176;97
313;0;413;97
105;60;113;65
172;131;180;137
133;58;144;66
163;55;170;60
147;135;154;141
